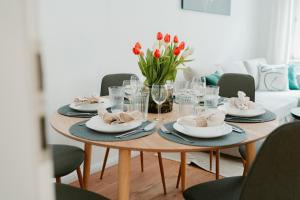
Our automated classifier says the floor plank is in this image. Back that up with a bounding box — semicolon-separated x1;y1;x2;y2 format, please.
71;152;218;200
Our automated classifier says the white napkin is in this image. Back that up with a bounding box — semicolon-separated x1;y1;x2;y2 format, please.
98;105;142;124
178;109;225;127
228;91;255;110
73;95;101;106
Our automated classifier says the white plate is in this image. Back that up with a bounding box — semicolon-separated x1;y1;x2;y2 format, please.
218;103;266;117
69;98;112;112
173;122;232;138
86;116;142;133
291;107;300;118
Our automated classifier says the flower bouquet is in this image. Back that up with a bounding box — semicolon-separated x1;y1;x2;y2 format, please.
132;32;193;113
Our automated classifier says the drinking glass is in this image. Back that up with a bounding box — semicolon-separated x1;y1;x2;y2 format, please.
123;80;138;111
204;85;219;108
191;76;206;103
174;80;190;103
151;84;168;121
133;86;150;121
108;86;124;113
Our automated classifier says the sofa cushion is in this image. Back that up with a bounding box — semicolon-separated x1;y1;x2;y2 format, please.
256;91;299;121
257;64;289;91
244;58;267;89
221;61;248;74
288;64;300;90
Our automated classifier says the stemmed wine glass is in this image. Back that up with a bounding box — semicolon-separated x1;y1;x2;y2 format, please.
151;84;168;121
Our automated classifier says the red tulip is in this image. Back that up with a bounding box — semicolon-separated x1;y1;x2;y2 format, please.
173;35;179;43
132;47;140;55
164;34;171;43
173;47;181;56
179;41;185;50
134;42;142;49
154;49;161;58
156;32;163;40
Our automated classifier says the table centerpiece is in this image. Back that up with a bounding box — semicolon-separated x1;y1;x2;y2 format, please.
132;32;193;113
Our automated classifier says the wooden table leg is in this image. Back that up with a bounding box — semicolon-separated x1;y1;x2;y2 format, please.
215;149;220;180
83;143;92;189
180;152;186;191
245;142;256;173
118;149;131;200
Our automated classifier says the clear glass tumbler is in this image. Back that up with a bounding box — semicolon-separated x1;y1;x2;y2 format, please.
108;86;124;113
133;86;150;121
204;85;220;108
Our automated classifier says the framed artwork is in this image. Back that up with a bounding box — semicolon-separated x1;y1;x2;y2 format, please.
182;0;231;16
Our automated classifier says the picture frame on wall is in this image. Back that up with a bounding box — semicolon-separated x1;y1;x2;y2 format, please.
182;0;231;16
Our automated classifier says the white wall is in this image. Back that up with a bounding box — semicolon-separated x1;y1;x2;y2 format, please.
39;0;268;182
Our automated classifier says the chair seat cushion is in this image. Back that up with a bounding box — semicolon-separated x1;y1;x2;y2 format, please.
55;184;109;200
51;144;85;177
239;140;264;160
183;176;244;200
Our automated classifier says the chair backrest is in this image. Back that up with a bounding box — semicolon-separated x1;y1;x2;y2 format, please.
240;121;300;200
100;73;138;96
217;73;255;101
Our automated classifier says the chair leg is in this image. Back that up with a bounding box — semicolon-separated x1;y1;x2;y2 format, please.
55;177;61;183
242;158;248;176
76;167;84;188
100;148;110;179
209;150;213;171
176;165;181;188
215;149;220;180
140;151;144;172
157;152;167;195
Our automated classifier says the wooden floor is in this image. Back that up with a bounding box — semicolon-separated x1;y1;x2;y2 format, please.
71;152;219;200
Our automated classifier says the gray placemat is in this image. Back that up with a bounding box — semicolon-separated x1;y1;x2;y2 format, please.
58;105;97;118
225;110;276;123
159;122;247;147
69;121;155;141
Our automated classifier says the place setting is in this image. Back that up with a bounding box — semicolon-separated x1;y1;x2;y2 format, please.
218;91;277;123
69;79;159;141
159;84;247;147
58;95;112;118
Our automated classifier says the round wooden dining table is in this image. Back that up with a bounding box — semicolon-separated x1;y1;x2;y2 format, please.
50;105;278;200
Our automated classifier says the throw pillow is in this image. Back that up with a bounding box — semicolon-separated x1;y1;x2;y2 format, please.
221;61;249;74
288;64;300;90
257;64;289;91
244;58;267;89
206;71;222;86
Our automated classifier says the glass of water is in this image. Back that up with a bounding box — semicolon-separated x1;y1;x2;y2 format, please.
133;86;150;121
108;86;124;113
191;76;206;103
204;85;219;108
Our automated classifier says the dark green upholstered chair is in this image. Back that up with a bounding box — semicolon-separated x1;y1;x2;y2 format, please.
51;144;84;188
99;73;167;194
183;121;300;200
218;73;256;175
55;183;109;200
218;73;255;101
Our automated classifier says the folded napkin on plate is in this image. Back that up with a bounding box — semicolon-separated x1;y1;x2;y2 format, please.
228;91;255;110
178;109;225;127
98;106;142;124
73;95;102;106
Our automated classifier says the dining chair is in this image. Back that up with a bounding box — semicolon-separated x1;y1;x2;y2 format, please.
99;73;167;194
183;121;300;200
51;144;85;188
55;183;109;200
218;73;256;176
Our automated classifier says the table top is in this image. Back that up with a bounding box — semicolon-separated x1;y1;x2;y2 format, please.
50;105;279;152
